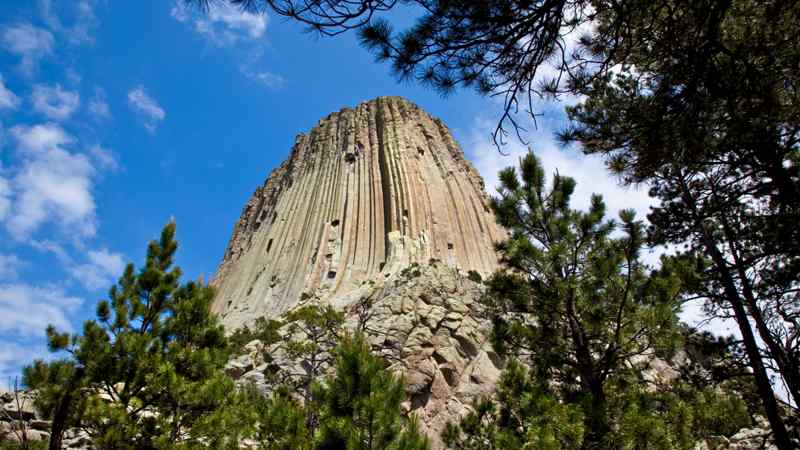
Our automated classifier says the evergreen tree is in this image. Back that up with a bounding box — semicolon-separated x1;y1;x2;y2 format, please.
228;316;283;354
560;0;800;445
241;385;309;450
24;223;246;449
446;155;756;449
442;360;585;450
315;334;428;450
269;304;345;435
483;152;689;446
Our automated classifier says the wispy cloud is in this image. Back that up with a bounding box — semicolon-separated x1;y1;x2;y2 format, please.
6;123;97;240
88;144;119;172
0;177;10;222
87;86;111;120
0;341;51;385
69;248;125;291
0;283;82;337
39;0;62;31
171;2;282;92
32;240;125;292
39;0;101;46
1;23;54;76
241;67;285;90
172;2;268;47
464;114;655;222
31;84;81;121
0;74;20;110
68;0;100;45
127;86;165;132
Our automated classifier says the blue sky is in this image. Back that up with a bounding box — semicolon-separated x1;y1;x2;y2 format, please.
0;0;686;382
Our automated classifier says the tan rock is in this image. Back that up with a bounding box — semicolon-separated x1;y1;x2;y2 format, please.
211;96;505;330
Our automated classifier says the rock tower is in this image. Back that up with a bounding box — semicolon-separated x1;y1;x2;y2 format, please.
212;96;504;328
212;96;507;446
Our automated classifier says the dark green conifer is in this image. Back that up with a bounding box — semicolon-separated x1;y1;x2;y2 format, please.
25;223;245;449
316;334;428;450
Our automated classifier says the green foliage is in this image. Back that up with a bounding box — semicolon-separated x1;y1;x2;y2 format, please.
24;222;245;449
228;317;283;355
22;360;79;427
280;304;344;392
0;438;47;450
452;154;736;448
560;0;800;443
316;334;428;450
604;381;752;450
400;262;422;279
466;270;482;284
443;360;584;450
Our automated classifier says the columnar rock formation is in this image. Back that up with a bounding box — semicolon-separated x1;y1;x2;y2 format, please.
211;96;505;329
211;96;508;446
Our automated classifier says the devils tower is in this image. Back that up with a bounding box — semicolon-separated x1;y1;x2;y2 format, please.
212;96;507;445
212;96;505;327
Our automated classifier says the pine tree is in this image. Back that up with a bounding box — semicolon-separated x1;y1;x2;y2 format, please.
560;1;800;445
24;223;246;449
442;360;585;450
237;385;308;450
315;334;428;450
266;304;345;435
477;153;703;447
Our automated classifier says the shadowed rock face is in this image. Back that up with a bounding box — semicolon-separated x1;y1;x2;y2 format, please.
212;96;505;330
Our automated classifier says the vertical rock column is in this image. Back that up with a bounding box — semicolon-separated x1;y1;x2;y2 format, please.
211;96;506;330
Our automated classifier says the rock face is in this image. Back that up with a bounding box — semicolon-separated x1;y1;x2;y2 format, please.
212;96;505;329
349;262;503;448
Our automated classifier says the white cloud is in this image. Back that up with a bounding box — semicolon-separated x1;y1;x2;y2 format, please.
65;67;82;85
39;0;62;31
9;121;72;155
0;74;20;110
0;283;82;337
31;84;81;121
0;341;51;383
89;144;119;172
0;23;54;76
39;0;101;46
172;1;268;46
32;240;125;291
127;86;165;132
69;248;124;291
7;124;97;239
242;68;285;90
0;253;22;279
464;115;655;222
29;240;72;268
170;2;190;22
88;87;111;120
68;0;99;45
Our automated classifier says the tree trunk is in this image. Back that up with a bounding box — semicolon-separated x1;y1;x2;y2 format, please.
718;208;800;406
678;179;793;449
584;378;609;449
704;247;793;448
49;367;84;450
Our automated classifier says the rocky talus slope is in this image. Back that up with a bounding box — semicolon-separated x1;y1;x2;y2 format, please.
226;262;502;448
